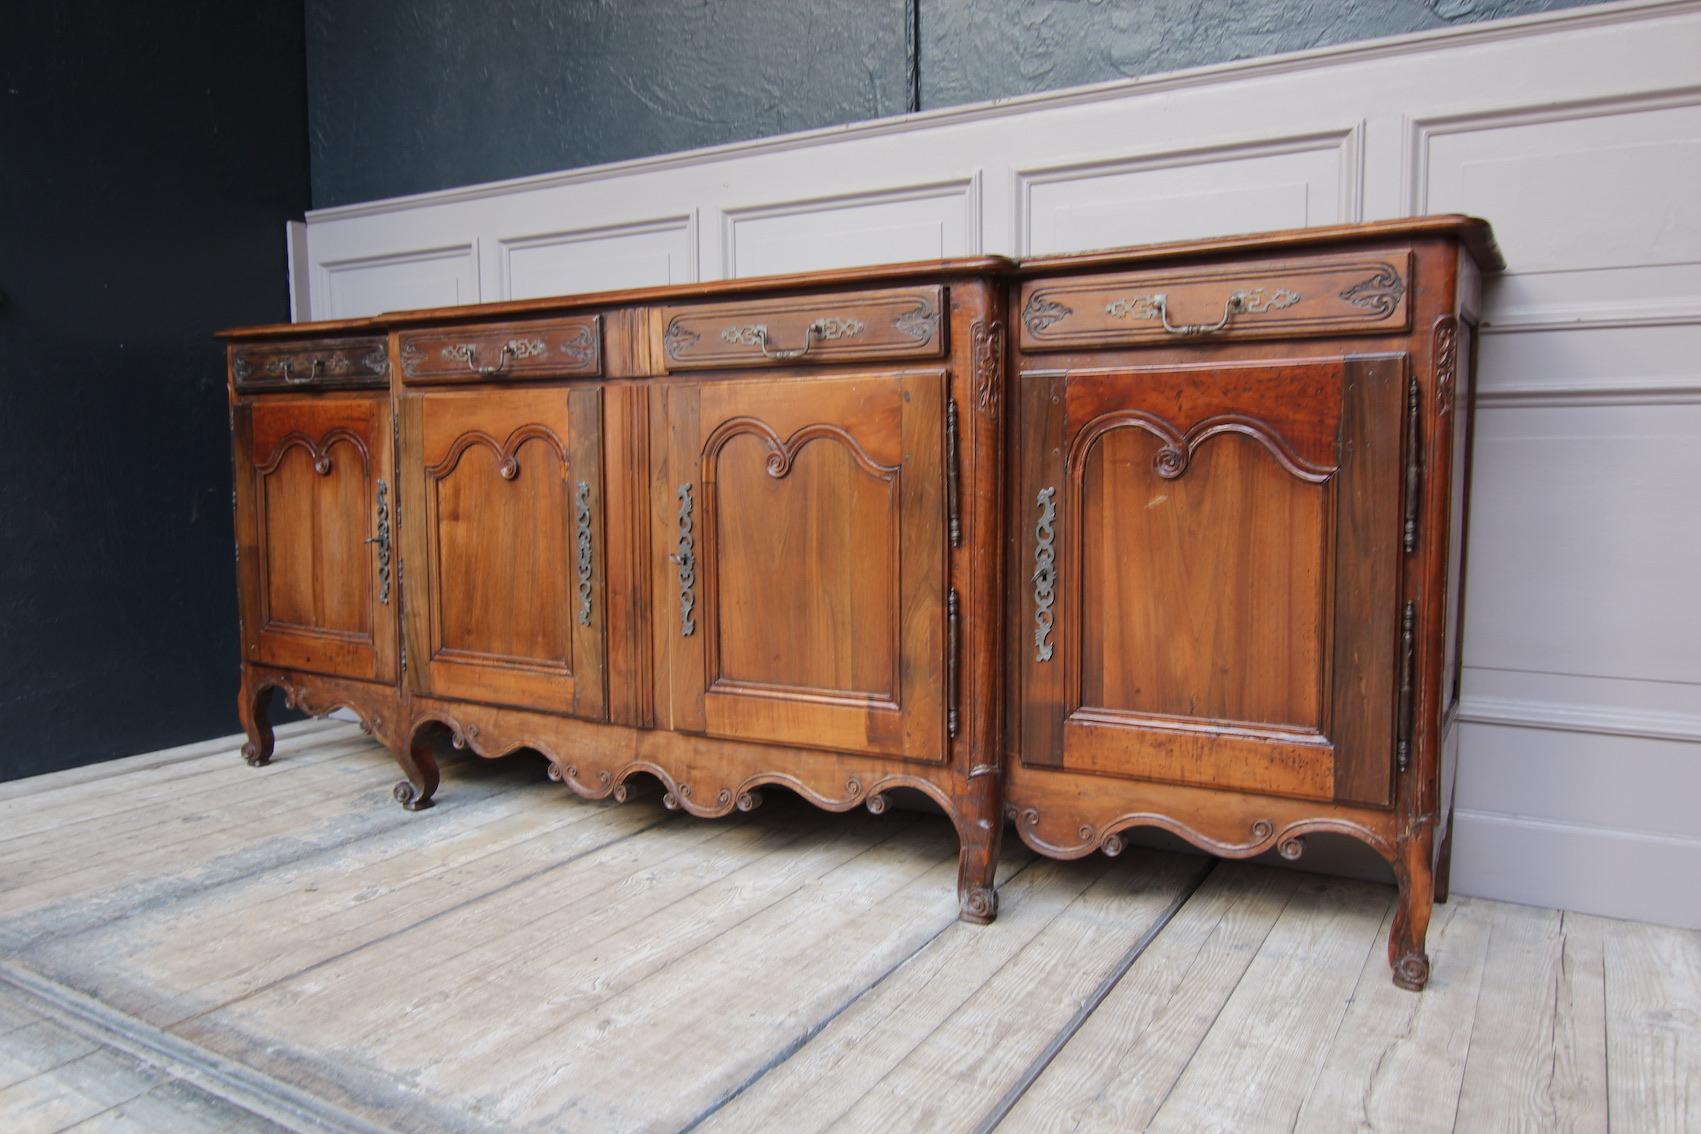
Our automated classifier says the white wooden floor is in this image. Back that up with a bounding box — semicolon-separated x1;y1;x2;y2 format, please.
0;722;1695;1133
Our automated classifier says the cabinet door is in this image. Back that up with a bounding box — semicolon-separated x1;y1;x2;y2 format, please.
401;386;605;717
657;371;948;761
1018;356;1406;807
234;394;397;682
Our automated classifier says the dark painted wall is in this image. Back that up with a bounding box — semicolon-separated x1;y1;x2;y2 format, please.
0;3;310;780
921;0;1586;108
307;0;1593;208
308;0;911;207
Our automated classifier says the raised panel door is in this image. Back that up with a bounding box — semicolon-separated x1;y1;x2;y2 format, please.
656;371;948;760
1017;355;1406;806
401;385;605;717
234;394;397;682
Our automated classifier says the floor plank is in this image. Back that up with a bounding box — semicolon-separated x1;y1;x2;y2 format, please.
3;724;1698;1134
0;1048;168;1134
1291;895;1496;1132
59;1078;294;1134
1000;864;1301;1133
700;850;1205;1134
26;781;663;1025
1452;902;1609;1133
1140;874;1395;1133
0;719;343;805
1597;913;1701;1133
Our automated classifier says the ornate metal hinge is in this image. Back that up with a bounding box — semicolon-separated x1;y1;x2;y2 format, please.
398;562;408;674
1396;600;1416;773
946;586;960;739
946;396;962;547
575;480;593;626
1033;487;1057;662
675;484;696;636
365;480;391;604
1403;374;1422;554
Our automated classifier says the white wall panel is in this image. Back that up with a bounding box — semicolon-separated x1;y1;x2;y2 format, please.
721;178;980;277
1465;402;1701;685
316;244;477;320
492;214;697;300
293;0;1701;927
1016;127;1363;255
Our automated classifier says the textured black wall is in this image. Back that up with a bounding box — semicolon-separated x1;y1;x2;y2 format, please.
307;0;911;207
0;3;310;780
307;0;1593;208
921;0;1586;108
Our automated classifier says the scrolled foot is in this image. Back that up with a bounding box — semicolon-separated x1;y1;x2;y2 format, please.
1392;951;1430;992
958;885;998;925
735;790;763;813
393;780;435;812
241;740;270;768
865;792;888;816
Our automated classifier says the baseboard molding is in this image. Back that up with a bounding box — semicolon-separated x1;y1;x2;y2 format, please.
1459;694;1701;744
1451;807;1701;928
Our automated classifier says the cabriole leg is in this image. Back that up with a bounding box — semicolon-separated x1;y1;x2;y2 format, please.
1389;824;1436;991
391;724;441;812
237;676;275;767
954;775;1004;924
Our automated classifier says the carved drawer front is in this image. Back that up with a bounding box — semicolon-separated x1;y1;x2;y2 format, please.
1018;250;1412;351
660;286;946;371
398;316;602;385
231;336;389;392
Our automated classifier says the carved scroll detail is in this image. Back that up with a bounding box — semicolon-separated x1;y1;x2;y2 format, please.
1033;487;1057;662
1069;410;1333;485
663;322;700;359
971;320;1005;421
575;480;593;626
558;324;597;367
1022;294;1074;335
1434;315;1458;418
701;417;897;483
1339;263;1406;318
893;299;939;342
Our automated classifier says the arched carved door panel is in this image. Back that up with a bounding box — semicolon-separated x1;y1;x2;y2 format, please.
656;371;948;761
400;385;605;718
234;394;396;682
1017;356;1406;807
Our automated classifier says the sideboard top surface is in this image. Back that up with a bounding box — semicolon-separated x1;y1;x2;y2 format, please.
218;215;1499;342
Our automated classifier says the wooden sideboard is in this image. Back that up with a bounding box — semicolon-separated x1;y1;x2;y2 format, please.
222;217;1500;989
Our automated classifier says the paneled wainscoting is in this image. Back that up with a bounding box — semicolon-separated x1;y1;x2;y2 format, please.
2;724;1695;1133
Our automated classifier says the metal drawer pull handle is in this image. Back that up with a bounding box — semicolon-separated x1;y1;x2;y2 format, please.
721;317;867;361
363;480;391;605
1105;287;1300;336
280;358;323;383
462;343;514;377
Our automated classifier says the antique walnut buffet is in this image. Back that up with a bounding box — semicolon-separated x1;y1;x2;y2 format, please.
222;217;1500;990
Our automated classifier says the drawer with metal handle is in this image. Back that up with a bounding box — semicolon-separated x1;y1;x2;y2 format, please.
659;285;946;371
1017;249;1412;351
397;316;602;384
230;336;389;392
